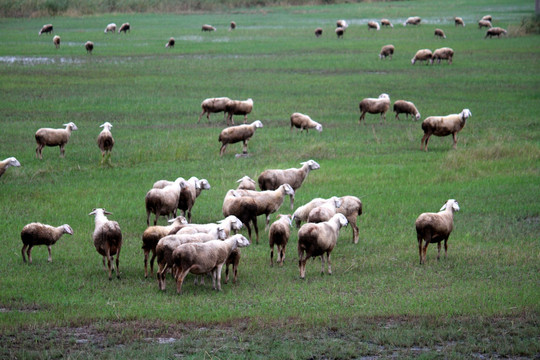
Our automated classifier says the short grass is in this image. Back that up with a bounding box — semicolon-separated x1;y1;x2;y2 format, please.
0;0;539;358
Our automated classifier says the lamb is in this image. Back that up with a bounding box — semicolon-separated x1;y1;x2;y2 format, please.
97;122;114;164
307;196;342;223
39;24;53;35
336;20;348;29
218;120;263;157
379;44;394;59
368;21;380;31
21;223;73;263
202;24;216;32
118;23;130;33
358;93;391;124
222;189;260;244
258;159;320;209
224;98;254;126
485;27;508;39
165;37;175;48
454;17;465;27
85;41;94;54
434;28;446;39
431;47;454;64
381;19;393;28
35;122;78;159
88;208;122;280
292;197;342;228
411;49;432;65
393;100;421;121
420;109;472;151
290;112;322;133
172;234;250;294
53;35;60;49
198;97;232;123
297;213;348;279
104;23;116;33
141;216;187;278
335;27;345;39
336;195;363;244
145;178;187;226
269;214;292;267
236;176;256;190
0;157;20;178
478;20;492;29
403;16;421;26
415;199;460;264
314;28;323;37
230;21;236;30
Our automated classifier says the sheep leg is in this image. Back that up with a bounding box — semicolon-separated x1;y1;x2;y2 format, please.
359;111;366;124
149;252;156;277
421;133;431;151
242;140;248;154
350;219;359;244
21;244;28;263
444;238;448;258
264;214;270;231
270;245;274;267
36;145;43;159
224;265;230;283
243;114;248;124
115;249;121;279
252;218;260;245
60;144;65;158
106;250;113;281
158;263;168;291
215;264;224;291
197;110;205;123
290;194;295;210
47;246;52;262
395;113;400;121
279;245;286;266
452;133;458;149
422;240;430;265
176;268;190;294
232;264;238;283
220;143;227;156
437;242;442;260
320;256;325;275
327;253;332;275
144;250;149;278
298;249;307;279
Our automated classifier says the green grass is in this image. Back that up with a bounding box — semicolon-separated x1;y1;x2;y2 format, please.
0;0;539;358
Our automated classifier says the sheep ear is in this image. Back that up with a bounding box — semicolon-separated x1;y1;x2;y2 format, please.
440;204;447;211
88;208;96;215
104;210;113;215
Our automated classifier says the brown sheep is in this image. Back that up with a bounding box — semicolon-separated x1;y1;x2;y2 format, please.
314;27;323;37
53;35;60;49
485;27;507;39
224;98;253;126
379;44;395;59
411;49;432;65
89;208;122;280
118;23;130;33
269;214;292;266
421;109;472;151
431;47;454;65
21;223;73;263
97;122;114;164
359;93;391;124
218;120;263;156
454;17;465;27
35;122;78;159
85;41;94;54
39;24;53;35
434;28;446;39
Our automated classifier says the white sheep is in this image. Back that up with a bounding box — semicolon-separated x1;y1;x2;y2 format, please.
482;15;493;22
118;23;130;33
224;98;254;126
0;157;20;178
359;93;391;124
307;196;342;223
411;49;432;65
336;195;363;244
236;176;256;190
292;197;342;228
39;24;53;35
53;35;60;49
88;208;122;280
202;24;216;32
258;160;320;209
198;97;232;123
104;23;116;33
222;189;260;244
434;28;446;39
403;16;421;26
421;109;472;151
218;120;263;157
485;27;508;39
165;37;175;48
172;215;244;239
393;100;421;121
145;178;186;225
454;17;465;27
431;47;454;64
85;41;94;54
269;214;292;267
290;112;322;133
381;19;393;28
35;122;78;159
379;44;394;59
97;122;114;164
336;20;348;29
478;20;492;29
368;21;380;31
298;213;348;279
21;223;73;263
335;27;345;39
314;28;323;37
415;199;460;264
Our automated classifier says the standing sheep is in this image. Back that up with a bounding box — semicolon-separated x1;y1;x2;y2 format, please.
258;159;320;209
202;24;216;32
118;23;130;33
89;208;122;280
478;20;493;29
269;214;292;267
298;213;348;279
454;17;465;27
411;49;432;65
104;23;116;33
482;15;493;22
336;195;363;244
381;19;393;28
21;223;73;263
415;199;460;264
85;41;94;54
218;120;263;157
224;98;253;126
314;28;323;37
335;27;345;39
485;27;507;38
421;109;472;151
39;24;53;35
307;196;342;223
97;122;114;164
393;100;421;121
434;28;446;39
222;189;260;244
198;97;232;123
53;35;60;49
230;21;236;31
290;112;323;133
0;157;21;178
431;47;454;64
368;21;380;31
145;178;187;225
292;197;342;228
379;44;395;59
35;122;78;159
165;37;175;48
403;16;421;26
359;93;391;124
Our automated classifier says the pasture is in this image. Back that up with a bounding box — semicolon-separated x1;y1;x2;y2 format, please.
0;0;539;358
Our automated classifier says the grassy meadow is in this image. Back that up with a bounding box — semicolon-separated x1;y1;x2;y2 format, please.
0;0;539;358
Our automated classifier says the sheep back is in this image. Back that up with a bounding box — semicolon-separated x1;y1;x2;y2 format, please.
219;124;255;144
93;221;122;257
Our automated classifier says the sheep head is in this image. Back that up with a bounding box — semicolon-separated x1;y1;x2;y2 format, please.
302;159;320;171
237;176;255;185
331;196;342;208
62;224;74;235
168;216;188;225
88;208;112;216
220;215;243;231
378;93;390;101
315;123;323;132
440;199;460;212
231;234;250;247
460;109;472;120
100;122;113;131
217;226;227;240
415;112;421;121
199;179;211;190
63;122;78;131
335;213;349;227
281;184;295;196
6;157;21;168
252;120;263;128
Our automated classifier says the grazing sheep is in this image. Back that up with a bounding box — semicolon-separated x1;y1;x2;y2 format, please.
224;98;254;126
85;41;94;54
431;47;454;64
219;120;263;157
379;44;395;59
393;100;421;121
336;20;348;29
415;199;460;264
307;196;342;223
97;122;114;164
88;208;122;280
290;112;323;133
314;27;323;37
230;21;236;30
454;17;465;27
292;197;342;228
39;24;53;35
297;213;348;279
118;23;130;33
236;176;256;190
485;27;508;38
104;23;116;33
359;93;391;124
198;97;232;123
403;16;421;26
53;35;60;49
411;49;432;65
35;122;78;159
222;189;260;244
202;24;216;32
421;109;472;151
165;37;175;48
145;178;186;226
478;20;492;29
335;27;345;39
258;159;320;209
434;28;446;39
21;223;73;263
336;195;363;244
381;19;393;28
269;214;292;267
482;15;493;22
368;21;380;31
0;157;20;178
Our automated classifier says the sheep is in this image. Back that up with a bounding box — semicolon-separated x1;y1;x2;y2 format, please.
478;20;492;29
434;28;446;39
141;216;187;278
172;234;250;293
236;176;256;190
171;215;244;239
97;122;114;164
415;199;460;264
85;41;94;54
21;223;73;263
35;122;78;159
198;97;232;123
381;19;393;28
202;24;216;32
403;16;421;26
230;21;236;31
393;100;421;121
118;23;130;33
153;177;210;201
269;214;292;267
307;196;342;223
224;98;253;126
177;176;207;222
379;44;394;60
482;15;493;22
368;21;380;31
222;189;260;244
335;27;345;39
0;157;20;178
336;20;348;29
39;24;53;35
411;49;432;65
53;35;60;49
297;213;348;279
218;120;263;157
485;27;508;39
314;28;323;37
145;178;187;226
292;197;342;228
359;93;391;124
420;109;472;151
88;208;122;280
104;23;116;33
258;159;320;209
290;112;322;133
454;17;465;27
165;37;175;48
431;47;454;64
336;195;363;244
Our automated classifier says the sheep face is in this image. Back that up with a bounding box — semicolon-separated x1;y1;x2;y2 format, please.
282;184;295;196
460;109;472;120
220;215;243;232
199;179;211;190
6;157;21;168
415;112;421;120
100;122;112;131
336;213;349;227
378;93;390;100
89;208;112;216
252;120;263;128
62;224;74;235
302;160;320;171
217;226;227;240
167;216;188;225
64;122;78;131
231;234;250;247
440;199;460;212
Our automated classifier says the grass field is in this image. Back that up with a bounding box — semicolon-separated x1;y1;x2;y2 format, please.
0;0;539;358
